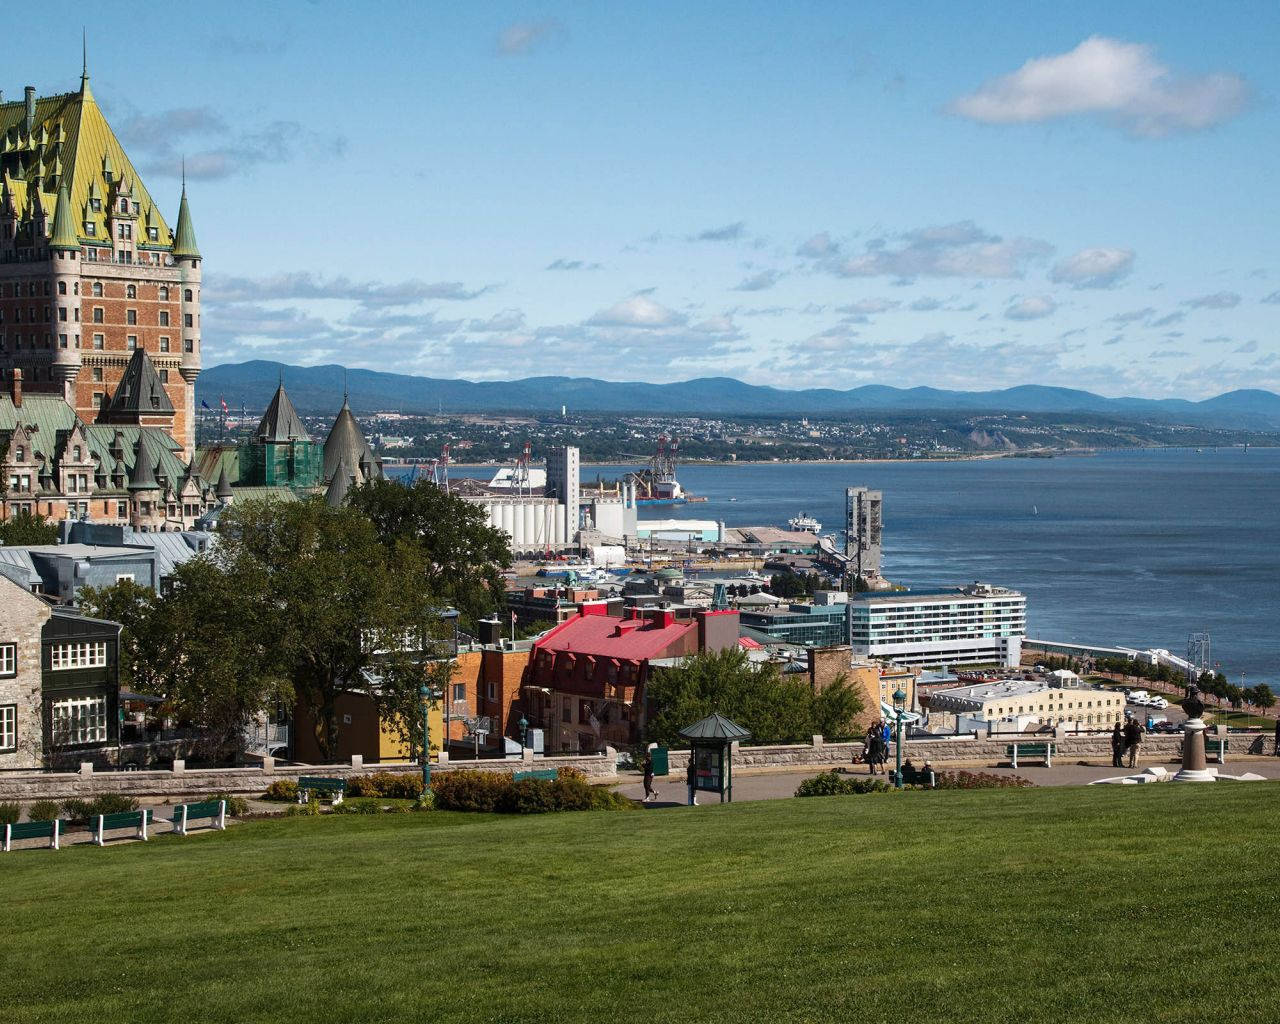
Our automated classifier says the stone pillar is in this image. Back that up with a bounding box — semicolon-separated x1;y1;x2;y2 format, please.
1174;686;1214;782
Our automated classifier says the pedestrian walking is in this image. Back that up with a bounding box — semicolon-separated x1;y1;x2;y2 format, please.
1110;722;1125;768
1123;716;1143;769
643;754;657;803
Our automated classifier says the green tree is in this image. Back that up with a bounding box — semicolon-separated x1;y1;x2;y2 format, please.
79;578;162;692
220;497;447;760
643;647;864;747
344;477;512;629
0;510;58;545
769;572;807;600
1252;685;1276;711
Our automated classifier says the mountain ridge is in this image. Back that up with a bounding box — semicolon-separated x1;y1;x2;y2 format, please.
196;361;1280;431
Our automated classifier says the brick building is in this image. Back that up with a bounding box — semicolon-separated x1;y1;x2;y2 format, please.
525;604;740;753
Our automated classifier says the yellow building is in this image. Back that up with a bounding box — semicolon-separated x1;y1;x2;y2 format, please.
926;681;1124;729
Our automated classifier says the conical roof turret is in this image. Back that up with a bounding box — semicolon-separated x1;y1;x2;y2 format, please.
173;184;199;259
49;181;79;250
257;382;309;442
323;397;381;483
215;463;233;500
128;437;159;491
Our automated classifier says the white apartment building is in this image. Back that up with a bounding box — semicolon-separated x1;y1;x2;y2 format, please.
926;679;1125;730
848;582;1026;668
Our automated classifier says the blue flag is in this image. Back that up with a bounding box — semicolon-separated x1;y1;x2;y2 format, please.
201;399;211;410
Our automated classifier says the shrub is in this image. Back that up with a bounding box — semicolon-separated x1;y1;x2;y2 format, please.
206;793;250;817
88;794;139;816
413;790;435;812
556;764;588;783
499;778;558;814
431;770;511;812
27;799;60;823
932;771;1032;790
60;798;96;825
0;801;20;826
347;772;423;800
284;800;321;816
795;771;889;798
589;787;637;811
333;798;385;815
263;779;299;801
550;776;596;811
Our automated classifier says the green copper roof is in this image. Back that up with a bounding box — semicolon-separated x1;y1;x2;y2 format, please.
172;184;199;259
49;180;78;249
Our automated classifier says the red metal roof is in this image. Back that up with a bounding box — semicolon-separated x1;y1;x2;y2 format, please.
535;612;696;662
737;636;763;650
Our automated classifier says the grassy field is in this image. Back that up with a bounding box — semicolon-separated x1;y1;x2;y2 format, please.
4;785;1280;1023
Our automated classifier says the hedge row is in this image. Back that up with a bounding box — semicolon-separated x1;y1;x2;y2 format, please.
431;769;634;814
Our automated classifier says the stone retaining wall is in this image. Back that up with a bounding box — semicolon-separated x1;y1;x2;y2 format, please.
661;732;1269;773
0;750;617;802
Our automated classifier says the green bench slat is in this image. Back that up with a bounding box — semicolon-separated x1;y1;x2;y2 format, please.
9;820;58;840
100;810;151;830
1005;745;1052;754
298;777;346;791
512;769;558;782
180;802;222;819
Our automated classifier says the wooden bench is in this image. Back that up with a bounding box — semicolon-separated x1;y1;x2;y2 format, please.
3;819;62;852
297;776;346;805
512;769;558;782
1206;737;1228;764
889;764;936;788
1005;741;1055;768
170;800;226;836
93;809;153;846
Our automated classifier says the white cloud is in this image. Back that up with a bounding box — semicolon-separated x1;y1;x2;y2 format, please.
586;295;687;329
1185;291;1242;309
797;232;838;258
733;269;781;292
1005;295;1057;320
1050;247;1135;289
834;221;1051;280
949;36;1249;137
466;310;526;332
496;20;563;56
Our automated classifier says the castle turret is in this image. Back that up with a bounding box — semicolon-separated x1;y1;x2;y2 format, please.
174;183;202;457
49;181;82;398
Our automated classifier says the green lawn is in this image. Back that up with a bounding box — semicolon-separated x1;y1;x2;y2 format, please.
4;786;1280;1023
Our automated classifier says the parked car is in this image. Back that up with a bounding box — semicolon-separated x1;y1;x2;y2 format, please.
1147;696;1169;709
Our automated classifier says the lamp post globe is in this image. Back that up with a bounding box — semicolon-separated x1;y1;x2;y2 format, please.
892;687;907;789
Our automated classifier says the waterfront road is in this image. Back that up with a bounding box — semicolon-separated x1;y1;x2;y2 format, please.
618;754;1280;804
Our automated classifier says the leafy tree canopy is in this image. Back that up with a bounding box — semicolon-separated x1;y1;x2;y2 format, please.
0;511;58;545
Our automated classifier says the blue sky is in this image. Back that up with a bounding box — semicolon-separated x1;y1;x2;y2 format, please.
22;1;1280;397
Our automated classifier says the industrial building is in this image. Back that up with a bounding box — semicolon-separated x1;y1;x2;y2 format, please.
848;582;1026;668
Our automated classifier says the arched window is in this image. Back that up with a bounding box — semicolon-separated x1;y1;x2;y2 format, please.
120;199;129;213
73;446;82;461
16;446;25;461
126;285;136;299
58;281;66;295
158;286;169;301
184;288;193;302
92;282;103;297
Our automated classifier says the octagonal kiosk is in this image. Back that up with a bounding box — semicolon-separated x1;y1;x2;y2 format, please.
679;713;751;804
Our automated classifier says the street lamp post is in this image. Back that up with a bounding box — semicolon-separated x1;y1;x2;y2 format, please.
420;683;440;794
892;686;907;790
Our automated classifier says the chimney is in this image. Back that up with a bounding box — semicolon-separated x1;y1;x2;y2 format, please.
11;368;22;408
24;86;36;135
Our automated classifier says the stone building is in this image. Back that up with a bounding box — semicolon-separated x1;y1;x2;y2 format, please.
1;67;202;457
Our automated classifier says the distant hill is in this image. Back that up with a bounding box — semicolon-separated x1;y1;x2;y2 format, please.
197;361;1280;431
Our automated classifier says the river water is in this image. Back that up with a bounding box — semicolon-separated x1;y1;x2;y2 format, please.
562;448;1277;683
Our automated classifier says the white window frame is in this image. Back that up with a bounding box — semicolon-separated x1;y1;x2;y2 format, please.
50;641;108;670
51;695;107;746
0;704;15;751
0;643;15;676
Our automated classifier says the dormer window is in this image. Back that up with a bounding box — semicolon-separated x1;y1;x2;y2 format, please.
73;446;81;461
16;446;24;461
84;221;96;235
119;199;128;213
90;198;101;212
148;227;158;241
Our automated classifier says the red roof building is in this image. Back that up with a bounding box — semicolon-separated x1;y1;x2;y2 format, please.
525;603;739;753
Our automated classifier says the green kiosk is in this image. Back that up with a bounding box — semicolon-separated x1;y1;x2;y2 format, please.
679;713;751;804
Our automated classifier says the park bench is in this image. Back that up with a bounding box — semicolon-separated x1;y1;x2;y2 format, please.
170;800;227;836
1004;741;1054;768
3;818;61;852
297;776;346;805
1205;736;1228;764
889;764;936;788
512;769;558;782
93;809;153;846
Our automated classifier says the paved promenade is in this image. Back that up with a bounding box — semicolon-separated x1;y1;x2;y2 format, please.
618;753;1280;805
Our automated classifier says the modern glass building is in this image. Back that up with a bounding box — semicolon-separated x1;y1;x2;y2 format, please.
738;597;850;648
848;582;1026;668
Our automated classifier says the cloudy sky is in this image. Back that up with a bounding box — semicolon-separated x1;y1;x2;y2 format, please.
26;1;1279;398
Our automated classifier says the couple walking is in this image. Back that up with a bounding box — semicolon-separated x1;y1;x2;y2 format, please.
1111;719;1144;769
863;719;891;775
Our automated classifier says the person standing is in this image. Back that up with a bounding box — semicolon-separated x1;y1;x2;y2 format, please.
1110;722;1125;768
686;756;698;806
1273;717;1279;757
865;723;880;775
1123;716;1143;769
643;754;657;803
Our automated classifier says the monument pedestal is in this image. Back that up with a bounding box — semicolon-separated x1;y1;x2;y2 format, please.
1174;718;1216;783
